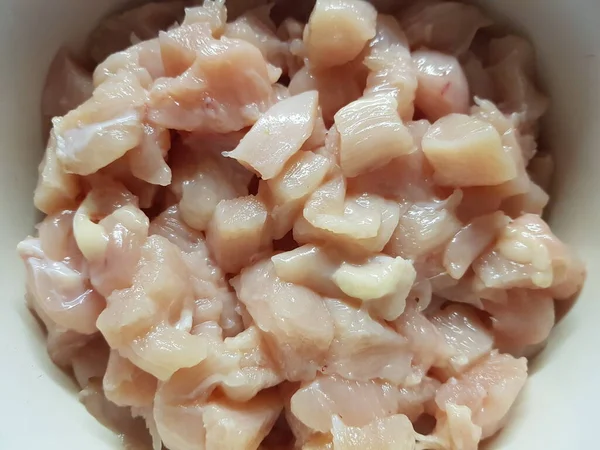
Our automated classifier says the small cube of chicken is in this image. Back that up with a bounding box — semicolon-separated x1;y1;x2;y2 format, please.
422;114;517;187
304;0;377;69
206;196;270;274
334;95;414;177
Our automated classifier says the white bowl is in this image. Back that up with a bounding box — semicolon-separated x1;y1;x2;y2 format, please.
1;1;598;449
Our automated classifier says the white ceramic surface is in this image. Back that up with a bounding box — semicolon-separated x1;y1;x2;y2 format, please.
0;1;598;449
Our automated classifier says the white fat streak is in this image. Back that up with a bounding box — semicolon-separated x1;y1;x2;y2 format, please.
332;256;416;301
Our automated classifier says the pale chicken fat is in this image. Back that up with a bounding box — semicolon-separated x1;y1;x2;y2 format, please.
20;1;586;450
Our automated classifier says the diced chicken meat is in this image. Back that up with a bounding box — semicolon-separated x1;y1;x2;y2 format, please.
54;71;148;175
207;196;271;274
473;214;586;298
422;114;517;187
231;259;334;381
289;64;367;126
435;351;527;439
324;298;413;383
304;0;377;69
290;375;399;434
34;130;81;215
334;95;414;177
224;91;319;179
413;50;470;122
332;414;416;450
147;35;276;133
364;15;417;121
21;2;585;449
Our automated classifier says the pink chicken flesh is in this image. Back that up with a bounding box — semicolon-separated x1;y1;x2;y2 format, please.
19;1;586;449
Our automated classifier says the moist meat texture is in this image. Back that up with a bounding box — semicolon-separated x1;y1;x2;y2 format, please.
19;1;585;449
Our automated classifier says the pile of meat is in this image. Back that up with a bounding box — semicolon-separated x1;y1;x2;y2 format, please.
18;0;586;449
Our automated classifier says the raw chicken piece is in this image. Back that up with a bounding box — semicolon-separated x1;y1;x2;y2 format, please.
206;196;271;274
96;235;208;380
148;35;275;133
104;350;157;408
422;114;517;187
17;211;105;335
73;181;149;297
87;1;186;64
20;2;588;448
347;123;436;203
399;1;491;55
42;49;93;133
393;300;451;383
71;337;110;388
443;211;510;279
487;35;549;128
429;304;494;376
264;151;331;239
150;206;243;337
182;0;227;34
48;329;98;370
397;376;440;421
34;129;81;215
127;123;172;186
79;379;152;446
295;186;402;257
289;64;366;126
334;95;414;177
223;91;319;179
98;157;161;210
271;245;345;298
154;388;281;450
267;151;330;207
324;298;413;383
331;414;416;450
290;375;398;433
483;290;555;356
304;0;377;69
276;17;306;77
386;194;463;261
202;393;282;450
94;39;165;87
435;351;527;439
231;259;334;381
169;143;253;231
364;15;417;121
413;50;470;122
224;6;290;70
54;70;148;176
501;180;549;218
422;403;482;450
273;246;414;321
159;22;216;78
473;214;586;298
298;176;389;243
158;325;281;405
